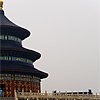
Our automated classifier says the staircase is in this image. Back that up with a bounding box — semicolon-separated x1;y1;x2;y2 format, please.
0;97;14;100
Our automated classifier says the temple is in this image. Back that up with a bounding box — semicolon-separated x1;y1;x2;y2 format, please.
0;1;48;97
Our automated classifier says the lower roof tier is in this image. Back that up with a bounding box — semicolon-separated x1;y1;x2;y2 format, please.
0;61;48;79
0;48;41;62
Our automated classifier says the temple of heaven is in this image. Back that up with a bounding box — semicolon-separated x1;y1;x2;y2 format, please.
0;1;48;97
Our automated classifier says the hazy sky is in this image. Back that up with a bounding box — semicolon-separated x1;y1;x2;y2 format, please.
3;0;100;93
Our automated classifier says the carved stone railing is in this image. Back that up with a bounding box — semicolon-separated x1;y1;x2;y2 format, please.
15;90;100;100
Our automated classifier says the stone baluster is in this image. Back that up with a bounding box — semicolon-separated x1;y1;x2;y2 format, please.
87;92;89;96
95;93;98;100
38;90;40;96
29;90;32;96
22;89;24;96
65;91;67;96
95;93;97;98
77;92;80;100
71;92;73;100
59;91;61;97
36;92;39;100
86;92;89;100
65;91;67;100
83;92;84;96
45;91;47;96
82;92;84;100
72;91;73;97
30;90;32;93
77;92;79;97
52;91;54;97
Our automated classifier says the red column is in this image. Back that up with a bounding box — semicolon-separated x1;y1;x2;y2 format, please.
11;80;14;97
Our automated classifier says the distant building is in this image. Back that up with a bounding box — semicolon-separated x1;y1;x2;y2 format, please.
54;89;92;95
0;1;48;97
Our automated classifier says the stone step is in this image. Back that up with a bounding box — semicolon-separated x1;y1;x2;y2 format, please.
0;97;14;100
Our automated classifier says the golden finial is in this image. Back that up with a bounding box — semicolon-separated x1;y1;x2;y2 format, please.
0;1;3;10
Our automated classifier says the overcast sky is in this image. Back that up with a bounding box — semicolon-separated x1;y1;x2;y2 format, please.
3;0;100;93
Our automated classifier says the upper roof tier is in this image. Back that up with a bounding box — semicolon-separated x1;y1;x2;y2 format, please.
0;1;30;40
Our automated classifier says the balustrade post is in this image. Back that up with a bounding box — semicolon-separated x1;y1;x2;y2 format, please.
71;92;73;100
38;90;40;96
77;92;79;97
52;91;54;97
22;89;24;96
95;93;98;100
29;90;32;96
77;92;80;100
38;90;39;93
87;92;89;100
87;92;89;96
95;93;97;98
65;91;67;100
82;92;84;100
65;91;67;95
72;91;73;96
65;91;67;99
59;91;61;97
83;92;84;96
45;91;47;96
30;90;32;93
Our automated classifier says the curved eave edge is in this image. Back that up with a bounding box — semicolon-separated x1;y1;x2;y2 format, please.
0;69;48;79
0;25;30;40
0;48;41;57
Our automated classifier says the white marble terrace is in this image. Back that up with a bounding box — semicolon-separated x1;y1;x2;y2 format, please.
14;90;100;100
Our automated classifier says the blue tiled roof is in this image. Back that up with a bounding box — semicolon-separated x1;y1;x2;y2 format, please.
0;8;48;79
1;61;48;79
0;10;30;40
